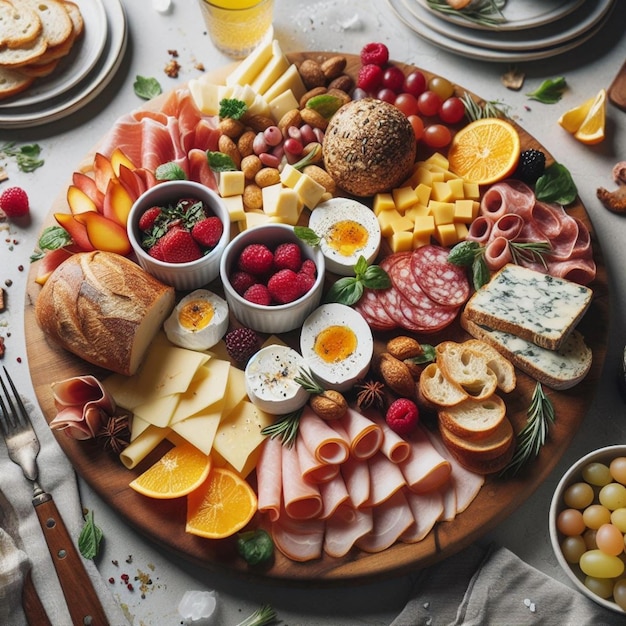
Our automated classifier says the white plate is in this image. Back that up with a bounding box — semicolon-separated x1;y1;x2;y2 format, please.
0;0;127;128
404;0;615;52
388;0;615;62
416;0;586;31
0;0;108;109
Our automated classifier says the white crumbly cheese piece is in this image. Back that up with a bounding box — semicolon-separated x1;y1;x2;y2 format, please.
465;264;592;350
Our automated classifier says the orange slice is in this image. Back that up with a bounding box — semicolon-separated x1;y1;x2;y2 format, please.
447;118;521;186
558;95;595;134
129;443;212;499
186;467;257;539
573;89;606;145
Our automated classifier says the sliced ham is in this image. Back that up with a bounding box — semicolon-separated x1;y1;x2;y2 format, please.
480;179;535;221
368;411;411;464
255;436;282;523
337;408;383;460
296;436;339;484
401;489;444;543
341;455;370;509
188;148;218;190
281;444;322;520
324;507;373;558
400;425;451;494
364;452;406;507
491;213;523;240
299;407;350;465
319;472;350;520
271;514;325;562
467;215;493;244
548;257;597;286
484;236;513;271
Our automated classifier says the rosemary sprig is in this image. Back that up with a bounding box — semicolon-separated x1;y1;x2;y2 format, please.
460;92;510;122
500;382;556;478
260;409;302;449
425;0;507;27
294;367;324;394
236;604;277;626
509;241;552;269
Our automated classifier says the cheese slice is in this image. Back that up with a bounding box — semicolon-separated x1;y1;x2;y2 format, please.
262;64;307;103
132;393;180;428
120;425;170;469
170;401;224;455
251;40;289;94
226;37;274;87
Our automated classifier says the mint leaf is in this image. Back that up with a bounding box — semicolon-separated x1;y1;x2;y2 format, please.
155;162;187;181
526;77;567;104
78;510;103;560
134;75;162;100
207;150;237;172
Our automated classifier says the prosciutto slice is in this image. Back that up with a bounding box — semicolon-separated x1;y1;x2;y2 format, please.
255;436;282;523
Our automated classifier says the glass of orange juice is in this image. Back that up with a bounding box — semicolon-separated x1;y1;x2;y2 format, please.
198;0;274;59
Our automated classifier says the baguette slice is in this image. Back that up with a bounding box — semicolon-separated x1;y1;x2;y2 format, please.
461;312;592;390
20;0;72;49
0;66;34;99
462;339;516;393
418;362;468;408
0;0;42;48
438;394;506;441
35;251;175;376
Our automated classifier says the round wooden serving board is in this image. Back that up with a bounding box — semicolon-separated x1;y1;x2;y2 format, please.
25;52;609;583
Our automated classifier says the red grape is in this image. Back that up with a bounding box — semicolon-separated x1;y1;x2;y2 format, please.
382;66;406;92
394;92;419;117
439;96;465;124
403;70;427;97
422;124;452;148
377;88;397;104
407;115;424;141
417;90;442;117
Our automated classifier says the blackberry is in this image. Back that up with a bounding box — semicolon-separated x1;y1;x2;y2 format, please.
515;149;546;184
224;327;259;364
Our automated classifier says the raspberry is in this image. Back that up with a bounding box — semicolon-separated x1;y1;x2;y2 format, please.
224;327;259;364
230;270;256;295
385;398;419;436
191;216;223;249
268;269;303;304
515;149;546;184
159;227;203;263
243;283;272;306
360;42;389;66
0;186;29;218
273;242;302;272
357;64;384;92
238;243;274;275
300;259;317;276
296;270;316;295
138;206;162;231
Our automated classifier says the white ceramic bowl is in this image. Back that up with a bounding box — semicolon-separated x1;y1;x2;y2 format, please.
127;180;230;291
219;223;325;334
549;444;626;614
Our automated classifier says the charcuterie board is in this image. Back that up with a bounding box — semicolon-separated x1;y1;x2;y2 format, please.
24;52;609;582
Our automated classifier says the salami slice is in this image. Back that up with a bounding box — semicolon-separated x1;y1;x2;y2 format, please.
410;245;470;307
355;288;396;331
378;285;427;332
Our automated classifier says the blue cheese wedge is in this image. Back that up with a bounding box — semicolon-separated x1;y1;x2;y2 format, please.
464;264;592;350
461;313;592;390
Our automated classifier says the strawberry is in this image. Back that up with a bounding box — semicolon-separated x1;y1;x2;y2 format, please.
273;242;302;272
360;42;389;67
191;216;223;249
138;206;162;231
238;243;274;275
243;283;272;306
159;227;202;263
357;64;384;92
268;269;303;304
0;186;29;218
385;398;419;436
230;270;256;295
148;238;166;261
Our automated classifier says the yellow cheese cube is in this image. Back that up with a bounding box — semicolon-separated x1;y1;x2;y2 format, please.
405;204;430;222
413;232;432;248
448;178;465;200
414;183;431;206
431;181;453;203
472;200;480;218
294;173;326;209
263;184;300;224
218;170;245;197
377;209;403;237
221;195;246;222
392;186;417;212
389;230;414;253
434;223;459;247
409;166;433;187
268;89;299;122
463;182;481;200
373;193;395;215
455;221;469;241
413;214;436;239
279;163;302;188
429;200;455;225
263;64;307;103
390;213;414;233
454;199;476;223
425;152;449;170
243;210;272;230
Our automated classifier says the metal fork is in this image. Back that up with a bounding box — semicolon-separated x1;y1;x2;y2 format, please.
0;366;110;626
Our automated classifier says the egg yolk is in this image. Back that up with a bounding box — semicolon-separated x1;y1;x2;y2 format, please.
178;300;214;331
314;325;357;363
326;220;369;257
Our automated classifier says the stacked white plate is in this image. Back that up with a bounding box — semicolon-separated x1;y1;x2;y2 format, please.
0;0;128;129
388;0;616;62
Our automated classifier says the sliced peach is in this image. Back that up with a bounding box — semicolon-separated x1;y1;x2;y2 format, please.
67;185;98;215
117;164;145;202
110;148;136;177
103;179;134;226
34;248;74;285
93;153;116;194
54;212;96;252
72;172;105;211
74;212;132;256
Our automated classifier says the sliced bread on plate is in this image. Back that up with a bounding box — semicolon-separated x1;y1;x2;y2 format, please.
438;394;506;441
0;66;34;99
0;0;42;48
418;362;468;408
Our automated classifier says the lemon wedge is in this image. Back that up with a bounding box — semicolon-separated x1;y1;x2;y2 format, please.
558;89;606;145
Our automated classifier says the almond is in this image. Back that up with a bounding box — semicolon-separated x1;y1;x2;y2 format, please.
218;117;245;138
328;75;354;94
299;59;326;89
309;390;348;421
254;167;280;188
299;86;327;109
300;107;329;131
241;112;274;132
321;55;347;80
237;130;256;157
217;134;241;168
278;109;302;135
386;336;424;361
377;353;416;399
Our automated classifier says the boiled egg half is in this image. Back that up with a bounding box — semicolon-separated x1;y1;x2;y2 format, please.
245;344;309;415
300;303;373;392
307;198;381;276
163;289;229;350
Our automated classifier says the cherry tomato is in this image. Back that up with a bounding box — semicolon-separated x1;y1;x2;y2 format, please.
377;88;396;104
439;96;466;124
417;90;442;117
403;70;426;97
394;92;419;117
422;124;452;149
407;115;424;141
428;76;455;100
382;66;405;93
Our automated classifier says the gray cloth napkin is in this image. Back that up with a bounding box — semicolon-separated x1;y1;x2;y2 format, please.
392;542;624;626
0;397;128;626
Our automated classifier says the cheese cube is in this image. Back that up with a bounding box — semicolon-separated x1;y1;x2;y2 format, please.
463;182;481;200
221;195;246;222
454;199;476;223
409;166;433;187
377;209;412;237
243;210;272;230
429;200;455;225
280;163;302;188
434;223;459;247
425;152;449;170
413;214;436;240
455;221;469;241
389;231;414;253
262;184;300;224
373;193;395;215
268;90;299;122
448;178;465;200
413;232;432;248
294;173;325;209
431;181;453;203
392;186;417;212
218;170;245;197
248;93;271;117
405;204;430;222
414;183;431;206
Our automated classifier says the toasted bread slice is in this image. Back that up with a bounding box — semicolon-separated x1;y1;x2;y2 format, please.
20;0;72;49
439;416;514;463
0;65;34;99
444;433;515;475
0;0;42;48
438;394;506;441
0;30;47;66
463;339;516;393
418;362;468;408
18;57;59;77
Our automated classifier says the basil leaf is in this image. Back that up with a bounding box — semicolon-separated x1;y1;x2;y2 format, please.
472;256;490;290
133;75;162;100
294;226;321;246
526;77;567;104
155;162;187;181
353;255;369;277
448;240;481;266
0;142;44;172
325;277;363;306
37;225;72;251
534;163;578;205
219;98;247;120
361;265;391;290
78;510;103;560
406;344;436;365
206;150;237;172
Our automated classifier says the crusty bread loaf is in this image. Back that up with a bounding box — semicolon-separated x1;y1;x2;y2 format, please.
0;0;42;48
35;251;175;376
438;394;506;441
418;362;468;407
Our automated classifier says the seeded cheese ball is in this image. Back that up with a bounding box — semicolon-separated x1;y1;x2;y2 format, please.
322;98;417;197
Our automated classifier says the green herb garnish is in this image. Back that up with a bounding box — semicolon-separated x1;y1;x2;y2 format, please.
219;98;247;120
78;510;103;560
30;225;73;261
405;344;437;366
291;144;322;170
526;77;567;104
133;75;162;100
508;241;551;270
460;92;510;122
0;141;44;172
534;162;578;205
324;256;391;306
260;409;302;448
155;162;187;181
425;0;506;27
293;225;320;246
206;150;237;172
140;198;206;249
236;604;277;626
500;382;556;478
237;529;274;566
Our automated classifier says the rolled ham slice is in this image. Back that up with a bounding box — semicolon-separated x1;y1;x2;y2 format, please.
368;412;411;464
299;407;350;465
491;213;523;240
271;514;325;562
401;489;444;543
484;236;513;271
364;452;406;507
319;473;350;520
296;436;339;484
281;444;322;520
341;455;370;509
324;507;373;558
467;215;493;244
480;179;535;221
400;426;451;494
337;408;383;460
256;436;282;523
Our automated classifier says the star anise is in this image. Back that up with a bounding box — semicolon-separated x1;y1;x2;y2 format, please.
97;414;131;455
355;378;386;412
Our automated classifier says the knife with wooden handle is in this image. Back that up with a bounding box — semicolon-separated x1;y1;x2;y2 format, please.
22;570;52;626
33;492;110;626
